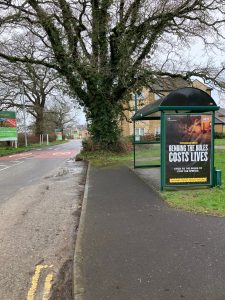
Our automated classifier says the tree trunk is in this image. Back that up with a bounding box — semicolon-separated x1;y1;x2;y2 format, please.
35;107;44;135
87;96;121;149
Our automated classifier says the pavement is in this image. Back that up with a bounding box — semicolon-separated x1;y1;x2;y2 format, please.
74;164;225;300
215;145;225;149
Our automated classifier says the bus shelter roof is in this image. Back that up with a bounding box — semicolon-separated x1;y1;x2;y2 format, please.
132;87;219;121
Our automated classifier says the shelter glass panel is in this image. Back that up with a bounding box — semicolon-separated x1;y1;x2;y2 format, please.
134;143;160;167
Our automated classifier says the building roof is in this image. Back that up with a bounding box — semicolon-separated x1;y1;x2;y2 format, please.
216;107;225;117
132;87;219;121
215;108;225;124
191;79;213;91
147;76;212;94
215;117;224;124
148;76;191;93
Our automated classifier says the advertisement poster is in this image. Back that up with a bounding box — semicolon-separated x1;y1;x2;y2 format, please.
55;129;63;141
165;114;212;185
72;130;79;139
56;132;62;141
0;111;17;141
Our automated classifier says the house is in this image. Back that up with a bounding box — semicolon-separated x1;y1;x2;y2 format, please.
121;77;213;138
64;124;88;139
215;108;225;134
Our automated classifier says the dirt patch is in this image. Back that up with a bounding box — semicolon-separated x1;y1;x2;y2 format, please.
50;259;74;300
49;161;87;299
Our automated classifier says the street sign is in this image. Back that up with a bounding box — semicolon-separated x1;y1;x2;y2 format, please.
0;111;17;141
55;129;63;141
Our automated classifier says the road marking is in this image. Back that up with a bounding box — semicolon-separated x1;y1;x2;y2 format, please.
0;160;25;172
9;153;33;158
11;161;25;167
27;264;49;300
42;273;54;300
16;161;25;166
27;264;53;300
0;165;10;171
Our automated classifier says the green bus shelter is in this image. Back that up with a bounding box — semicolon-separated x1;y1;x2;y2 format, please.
132;87;221;190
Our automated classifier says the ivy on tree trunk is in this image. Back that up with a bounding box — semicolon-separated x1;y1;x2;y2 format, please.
87;96;121;148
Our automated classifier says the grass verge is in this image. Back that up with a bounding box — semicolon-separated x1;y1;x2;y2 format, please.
78;144;161;167
77;150;133;167
0;140;66;156
215;138;225;146
162;149;225;216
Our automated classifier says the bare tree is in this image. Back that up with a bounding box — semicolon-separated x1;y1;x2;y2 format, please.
0;34;70;135
0;0;224;148
43;99;78;134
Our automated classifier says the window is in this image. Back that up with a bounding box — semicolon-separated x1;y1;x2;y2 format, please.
135;128;145;136
154;127;160;135
155;127;160;135
133;92;145;115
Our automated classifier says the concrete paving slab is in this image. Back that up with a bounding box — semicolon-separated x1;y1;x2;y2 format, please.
134;167;160;191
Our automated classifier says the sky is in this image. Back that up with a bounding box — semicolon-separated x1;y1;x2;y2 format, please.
77;108;86;125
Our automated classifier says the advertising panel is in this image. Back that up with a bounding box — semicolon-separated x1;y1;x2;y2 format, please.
55;129;63;141
0;111;17;141
165;114;212;185
73;133;79;139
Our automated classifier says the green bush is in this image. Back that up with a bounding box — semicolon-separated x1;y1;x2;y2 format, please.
214;132;225;139
82;136;133;153
48;133;57;142
82;138;95;152
17;133;39;146
17;133;57;146
113;137;133;153
140;134;160;142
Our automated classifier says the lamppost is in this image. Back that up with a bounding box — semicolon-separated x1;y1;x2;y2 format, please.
20;80;28;147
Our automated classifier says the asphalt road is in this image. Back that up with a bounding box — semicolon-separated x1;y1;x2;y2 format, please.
0;140;81;202
0;140;86;300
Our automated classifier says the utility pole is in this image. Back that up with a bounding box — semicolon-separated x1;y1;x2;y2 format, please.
21;81;28;147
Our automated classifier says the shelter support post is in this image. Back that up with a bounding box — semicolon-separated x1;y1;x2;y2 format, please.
133;121;136;168
212;111;215;186
160;111;165;191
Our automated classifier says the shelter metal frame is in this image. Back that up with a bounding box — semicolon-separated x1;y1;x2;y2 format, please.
132;87;220;190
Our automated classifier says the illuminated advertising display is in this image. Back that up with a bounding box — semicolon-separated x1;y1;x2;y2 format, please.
165;114;212;185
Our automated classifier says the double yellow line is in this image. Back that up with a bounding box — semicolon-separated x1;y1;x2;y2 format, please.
27;264;53;300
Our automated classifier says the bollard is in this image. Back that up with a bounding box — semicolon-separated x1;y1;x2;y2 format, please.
214;169;222;187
